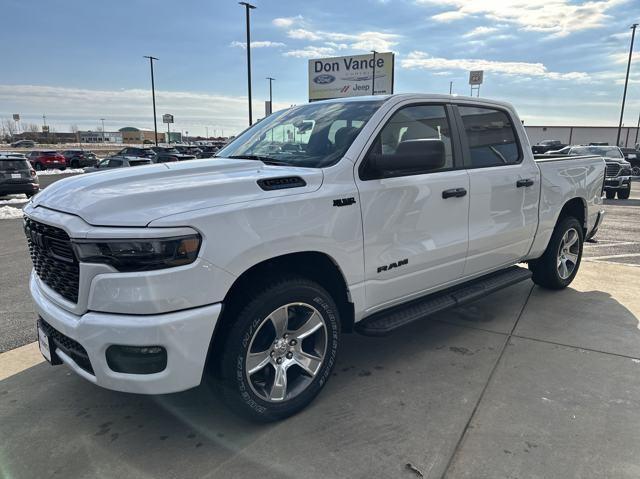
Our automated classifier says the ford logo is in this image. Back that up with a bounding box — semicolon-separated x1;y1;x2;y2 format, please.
313;74;335;84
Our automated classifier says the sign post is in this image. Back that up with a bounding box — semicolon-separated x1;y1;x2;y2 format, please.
308;52;395;101
162;114;174;143
469;70;484;97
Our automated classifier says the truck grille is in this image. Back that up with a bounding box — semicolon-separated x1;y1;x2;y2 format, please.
24;217;80;303
606;164;621;178
38;318;94;374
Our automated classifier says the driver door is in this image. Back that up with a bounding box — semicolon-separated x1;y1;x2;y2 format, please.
356;103;470;313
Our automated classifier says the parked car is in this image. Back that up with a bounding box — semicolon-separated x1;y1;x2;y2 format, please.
83;157;154;173
26;150;66;170
174;145;203;157
531;139;566;154
61;149;98;168
111;147;157;161
550;145;632;199
620;147;640;176
195;145;219;158
0;153;39;197
150;146;196;162
24;94;605;421
10;139;36;148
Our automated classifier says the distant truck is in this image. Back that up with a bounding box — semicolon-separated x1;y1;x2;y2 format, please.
25;94;605;421
531;139;567;154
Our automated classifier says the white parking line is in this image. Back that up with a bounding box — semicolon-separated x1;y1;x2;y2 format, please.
0;342;44;381
584;253;640;261
585;241;640;248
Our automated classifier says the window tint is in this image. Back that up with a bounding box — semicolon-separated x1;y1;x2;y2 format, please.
367;104;454;173
107;159;122;167
458;106;520;168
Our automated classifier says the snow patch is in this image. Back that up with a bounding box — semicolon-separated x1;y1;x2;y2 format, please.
0;206;24;220
36;169;85;176
0;194;28;205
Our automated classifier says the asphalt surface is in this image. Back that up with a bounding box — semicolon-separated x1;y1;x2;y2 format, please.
0;176;638;353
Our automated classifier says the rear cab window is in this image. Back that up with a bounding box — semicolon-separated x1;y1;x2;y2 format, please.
457;105;522;168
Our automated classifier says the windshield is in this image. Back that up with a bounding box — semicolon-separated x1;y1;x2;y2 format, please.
584;146;623;159
1;160;30;170
217;99;385;168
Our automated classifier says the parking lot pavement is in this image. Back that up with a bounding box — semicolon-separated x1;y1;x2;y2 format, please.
1;260;639;479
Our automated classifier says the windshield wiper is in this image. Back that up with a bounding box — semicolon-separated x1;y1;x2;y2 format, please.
227;155;291;166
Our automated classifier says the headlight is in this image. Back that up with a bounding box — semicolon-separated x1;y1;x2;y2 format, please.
73;234;201;272
621;167;631;176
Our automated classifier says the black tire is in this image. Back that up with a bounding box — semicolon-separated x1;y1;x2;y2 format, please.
618;185;631;200
216;277;340;422
529;216;583;290
70;160;79;168
34;163;43;171
605;190;616;199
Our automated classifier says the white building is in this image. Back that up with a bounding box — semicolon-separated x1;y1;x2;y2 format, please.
79;131;123;143
524;125;639;148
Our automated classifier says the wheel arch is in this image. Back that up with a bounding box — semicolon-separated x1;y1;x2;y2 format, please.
205;251;355;375
557;197;587;234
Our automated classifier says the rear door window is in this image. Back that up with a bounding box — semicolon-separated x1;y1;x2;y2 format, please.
457;106;521;168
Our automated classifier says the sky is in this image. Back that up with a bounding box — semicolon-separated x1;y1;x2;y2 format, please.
0;0;639;137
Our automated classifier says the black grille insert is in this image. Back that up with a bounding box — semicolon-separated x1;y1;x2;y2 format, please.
38;318;94;375
24;217;80;303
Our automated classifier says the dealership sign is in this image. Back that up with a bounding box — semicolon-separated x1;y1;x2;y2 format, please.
162;114;174;124
308;52;395;101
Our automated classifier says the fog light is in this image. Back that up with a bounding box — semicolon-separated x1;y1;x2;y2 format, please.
106;345;167;374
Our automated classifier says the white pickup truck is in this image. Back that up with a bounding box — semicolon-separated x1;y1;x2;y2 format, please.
24;94;605;421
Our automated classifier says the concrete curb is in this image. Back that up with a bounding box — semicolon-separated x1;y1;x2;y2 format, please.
0;341;43;381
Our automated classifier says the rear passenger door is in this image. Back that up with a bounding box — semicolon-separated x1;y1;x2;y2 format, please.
356;103;470;312
453;104;540;277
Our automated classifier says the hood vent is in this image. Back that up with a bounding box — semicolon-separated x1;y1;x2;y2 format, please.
257;176;307;191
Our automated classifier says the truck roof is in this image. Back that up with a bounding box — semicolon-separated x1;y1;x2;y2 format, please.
314;93;514;110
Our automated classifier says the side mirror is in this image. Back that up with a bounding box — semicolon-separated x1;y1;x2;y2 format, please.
369;139;446;178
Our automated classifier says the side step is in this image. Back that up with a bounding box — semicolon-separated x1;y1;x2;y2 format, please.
355;266;532;336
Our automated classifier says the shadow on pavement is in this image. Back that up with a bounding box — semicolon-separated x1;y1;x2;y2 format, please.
1;282;637;478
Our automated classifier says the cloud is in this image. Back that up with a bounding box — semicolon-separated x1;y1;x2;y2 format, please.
419;0;627;37
0;84;294;136
283;46;337;58
283;29;401;56
400;51;590;81
230;40;285;49
463;26;499;38
287;28;322;41
272;15;303;28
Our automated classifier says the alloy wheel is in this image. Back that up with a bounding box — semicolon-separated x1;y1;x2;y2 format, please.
557;227;580;280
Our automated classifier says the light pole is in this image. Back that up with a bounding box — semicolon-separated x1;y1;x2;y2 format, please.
266;77;275;114
143;55;159;145
239;2;256;125
371;50;377;95
616;23;638;147
635;112;640;146
100;118;105;143
449;81;453;94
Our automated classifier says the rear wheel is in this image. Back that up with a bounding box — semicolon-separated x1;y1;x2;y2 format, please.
70;160;79;168
34;163;43;171
529;217;583;290
605;190;616;199
216;277;340;421
618;184;631;200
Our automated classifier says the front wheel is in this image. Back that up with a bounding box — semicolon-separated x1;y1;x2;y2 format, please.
217;277;340;421
529;217;584;290
605;190;616;199
618;184;631;200
34;163;43;171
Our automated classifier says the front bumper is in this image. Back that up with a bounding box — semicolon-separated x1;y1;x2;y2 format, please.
604;176;631;190
30;272;221;394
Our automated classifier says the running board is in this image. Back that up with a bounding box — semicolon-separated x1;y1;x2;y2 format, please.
355;266;532;337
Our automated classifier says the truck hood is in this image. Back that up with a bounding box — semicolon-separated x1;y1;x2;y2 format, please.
31;158;323;226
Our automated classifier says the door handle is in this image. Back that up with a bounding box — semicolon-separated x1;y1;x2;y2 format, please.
517;179;534;188
442;187;467;199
